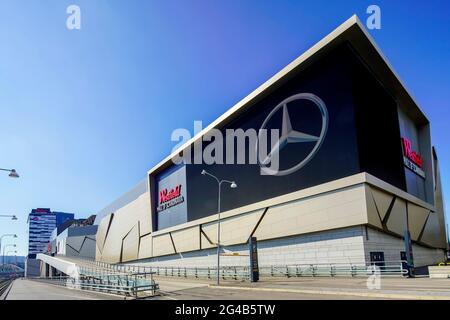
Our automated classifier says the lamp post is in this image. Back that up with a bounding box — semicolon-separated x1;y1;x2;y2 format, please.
0;168;19;178
2;244;16;265
201;169;237;285
0;215;18;220
0;234;17;264
6;250;17;265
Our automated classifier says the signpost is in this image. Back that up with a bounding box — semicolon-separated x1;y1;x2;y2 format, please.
249;237;259;282
404;230;415;277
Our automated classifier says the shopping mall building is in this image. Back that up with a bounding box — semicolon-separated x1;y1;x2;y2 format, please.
93;16;447;269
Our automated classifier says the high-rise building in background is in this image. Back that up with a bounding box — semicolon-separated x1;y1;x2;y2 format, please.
27;208;74;258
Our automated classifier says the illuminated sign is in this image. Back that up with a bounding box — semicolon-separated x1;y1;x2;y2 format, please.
401;137;423;167
157;184;184;212
401;137;425;178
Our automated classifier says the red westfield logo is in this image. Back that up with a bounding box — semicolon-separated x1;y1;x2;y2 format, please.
159;185;182;204
401;137;423;168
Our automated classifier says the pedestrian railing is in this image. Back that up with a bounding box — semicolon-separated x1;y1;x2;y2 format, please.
120;260;407;280
53;255;408;282
260;261;408;278
31;272;159;298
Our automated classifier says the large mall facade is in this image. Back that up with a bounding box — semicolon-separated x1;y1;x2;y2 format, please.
92;16;447;269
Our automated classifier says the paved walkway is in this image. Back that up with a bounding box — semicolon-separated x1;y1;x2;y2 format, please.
6;276;450;300
154;278;379;300
5;279;122;300
211;277;450;300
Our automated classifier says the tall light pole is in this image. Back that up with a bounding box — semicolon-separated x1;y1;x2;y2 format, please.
6;250;17;265
0;168;19;178
201;169;237;285
0;234;17;264
2;244;16;265
0;215;18;220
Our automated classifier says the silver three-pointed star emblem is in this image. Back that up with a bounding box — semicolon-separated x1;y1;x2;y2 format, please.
257;93;329;176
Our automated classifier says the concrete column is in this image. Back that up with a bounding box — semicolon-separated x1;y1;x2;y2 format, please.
45;263;50;277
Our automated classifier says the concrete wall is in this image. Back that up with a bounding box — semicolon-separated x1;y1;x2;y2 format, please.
126;226;367;268
364;176;447;250
125;225;444;268
65;235;96;259
93;168;445;266
54;226;98;259
363;227;445;267
96;189;151;263
97;174;370;263
25;258;41;277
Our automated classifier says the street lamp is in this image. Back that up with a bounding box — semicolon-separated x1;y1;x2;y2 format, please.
6;250;17;265
2;244;16;265
0;168;19;178
0;234;17;264
0;215;18;220
201;169;237;285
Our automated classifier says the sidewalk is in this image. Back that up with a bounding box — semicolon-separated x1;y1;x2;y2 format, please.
210;277;450;300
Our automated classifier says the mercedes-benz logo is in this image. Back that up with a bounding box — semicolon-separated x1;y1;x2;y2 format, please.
257;93;329;176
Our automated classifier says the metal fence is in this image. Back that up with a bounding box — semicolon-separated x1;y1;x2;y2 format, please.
106;261;407;280
31;272;159;298
259;261;408;278
54;256;408;281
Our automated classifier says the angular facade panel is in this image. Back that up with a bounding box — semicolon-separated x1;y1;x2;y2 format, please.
152;233;175;257
171;226;200;253
138;233;152;260
421;212;446;248
371;187;395;222
201;209;265;247
408;203;430;241
254;185;367;241
385;198;407;236
121;224;140;262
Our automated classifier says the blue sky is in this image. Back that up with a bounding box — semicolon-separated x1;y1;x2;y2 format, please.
0;0;449;256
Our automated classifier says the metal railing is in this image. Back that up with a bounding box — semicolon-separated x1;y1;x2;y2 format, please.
53;255;408;282
31;272;159;298
118;261;407;280
260;261;408;278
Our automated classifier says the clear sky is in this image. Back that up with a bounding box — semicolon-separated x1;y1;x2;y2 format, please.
0;0;449;257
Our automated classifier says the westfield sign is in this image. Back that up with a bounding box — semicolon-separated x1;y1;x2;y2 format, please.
401;137;425;178
157;185;184;212
401;137;423;168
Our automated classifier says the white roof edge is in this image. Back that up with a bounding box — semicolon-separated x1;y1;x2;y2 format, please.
147;14;428;176
147;15;359;176
351;17;429;122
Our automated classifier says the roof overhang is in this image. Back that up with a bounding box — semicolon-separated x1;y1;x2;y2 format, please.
148;14;430;177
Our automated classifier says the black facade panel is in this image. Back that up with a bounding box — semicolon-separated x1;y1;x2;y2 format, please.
351;51;406;191
151;43;410;230
184;44;361;223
